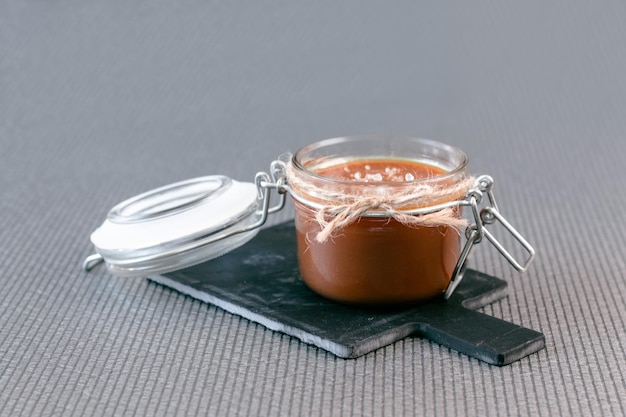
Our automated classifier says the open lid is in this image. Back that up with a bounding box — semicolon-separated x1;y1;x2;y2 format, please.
87;175;261;277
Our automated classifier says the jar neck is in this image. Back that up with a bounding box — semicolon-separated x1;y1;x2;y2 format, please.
289;136;469;209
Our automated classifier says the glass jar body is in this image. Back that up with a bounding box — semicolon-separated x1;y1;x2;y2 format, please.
290;135;469;305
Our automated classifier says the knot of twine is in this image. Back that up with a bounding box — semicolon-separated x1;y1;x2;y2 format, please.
285;161;475;243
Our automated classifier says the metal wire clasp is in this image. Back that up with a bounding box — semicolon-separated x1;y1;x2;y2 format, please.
443;175;536;299
246;160;289;230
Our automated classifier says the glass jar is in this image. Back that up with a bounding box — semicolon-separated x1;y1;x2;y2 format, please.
287;135;470;305
84;134;534;305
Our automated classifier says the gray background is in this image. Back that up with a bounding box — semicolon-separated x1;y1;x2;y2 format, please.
2;1;625;416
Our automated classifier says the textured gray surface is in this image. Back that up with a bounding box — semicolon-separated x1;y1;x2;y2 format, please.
1;1;625;416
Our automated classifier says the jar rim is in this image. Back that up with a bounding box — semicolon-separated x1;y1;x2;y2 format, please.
292;135;469;186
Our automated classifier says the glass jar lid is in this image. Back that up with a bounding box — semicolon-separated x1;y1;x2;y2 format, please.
88;175;261;277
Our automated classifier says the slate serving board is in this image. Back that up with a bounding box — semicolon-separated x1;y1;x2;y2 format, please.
149;221;545;366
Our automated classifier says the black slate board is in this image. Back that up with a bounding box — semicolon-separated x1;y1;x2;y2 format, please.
149;221;545;365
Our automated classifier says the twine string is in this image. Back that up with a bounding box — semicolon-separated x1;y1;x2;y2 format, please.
285;161;474;243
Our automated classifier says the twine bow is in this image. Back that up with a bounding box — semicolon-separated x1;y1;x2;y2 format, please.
285;161;474;243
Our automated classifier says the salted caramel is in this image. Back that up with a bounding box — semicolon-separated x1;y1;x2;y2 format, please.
315;158;444;183
292;158;463;305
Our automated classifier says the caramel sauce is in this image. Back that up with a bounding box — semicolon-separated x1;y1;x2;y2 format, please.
293;158;461;305
315;158;446;182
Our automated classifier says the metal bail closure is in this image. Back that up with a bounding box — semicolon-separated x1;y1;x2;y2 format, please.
83;172;282;278
444;175;536;299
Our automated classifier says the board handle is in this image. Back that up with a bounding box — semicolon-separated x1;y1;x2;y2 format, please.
417;307;545;366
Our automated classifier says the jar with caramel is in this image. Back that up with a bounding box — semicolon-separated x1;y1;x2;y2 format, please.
286;135;472;305
84;135;534;306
